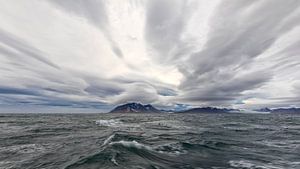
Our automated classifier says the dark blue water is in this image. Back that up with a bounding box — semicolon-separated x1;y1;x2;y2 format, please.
0;113;299;169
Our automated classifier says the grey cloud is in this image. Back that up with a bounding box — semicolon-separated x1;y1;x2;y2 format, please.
244;96;300;109
0;29;60;69
32;98;109;109
84;85;122;97
178;0;300;105
78;73;178;106
273;40;300;63
178;71;271;105
145;0;194;62
0;84;109;109
190;1;300;74
111;46;124;58
0;59;108;109
50;0;108;29
83;78;124;97
110;82;159;105
0;86;39;96
157;87;177;96
1;0;300;111
110;74;178;97
0;95;38;106
49;0;124;58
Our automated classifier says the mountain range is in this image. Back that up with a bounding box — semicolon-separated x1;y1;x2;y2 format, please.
108;102;300;114
178;107;240;113
109;102;239;113
257;107;300;114
109;103;161;113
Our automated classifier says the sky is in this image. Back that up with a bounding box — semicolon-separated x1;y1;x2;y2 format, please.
0;0;300;113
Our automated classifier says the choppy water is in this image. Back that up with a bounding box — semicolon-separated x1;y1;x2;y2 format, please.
0;113;300;169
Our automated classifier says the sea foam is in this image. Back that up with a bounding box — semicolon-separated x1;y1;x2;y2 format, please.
109;140;153;151
229;160;281;169
102;134;115;146
95;119;122;127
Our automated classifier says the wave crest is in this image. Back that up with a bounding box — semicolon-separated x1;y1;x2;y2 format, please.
95;119;122;127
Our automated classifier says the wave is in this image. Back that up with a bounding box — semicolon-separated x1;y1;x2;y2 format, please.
143;120;191;130
95;119;141;129
102;134;115;146
109;139;190;156
107;140;184;167
95;119;190;131
109;140;154;151
65;139;186;169
110;154;118;166
229;160;281;169
0;144;45;154
65;139;235;169
258;140;300;149
95;119;122;127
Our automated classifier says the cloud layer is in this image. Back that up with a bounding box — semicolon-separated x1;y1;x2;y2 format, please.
0;0;300;112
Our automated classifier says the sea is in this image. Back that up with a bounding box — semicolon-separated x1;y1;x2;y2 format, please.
0;113;299;169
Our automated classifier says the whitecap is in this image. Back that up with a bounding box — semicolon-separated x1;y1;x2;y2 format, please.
229;160;281;169
102;134;115;146
109;140;153;151
259;140;300;149
109;140;186;155
95;119;122;127
111;154;118;166
143;120;191;130
95;119;141;130
155;142;187;155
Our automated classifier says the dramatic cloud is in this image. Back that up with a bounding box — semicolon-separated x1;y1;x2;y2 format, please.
177;0;300;108
0;0;299;112
50;0;124;58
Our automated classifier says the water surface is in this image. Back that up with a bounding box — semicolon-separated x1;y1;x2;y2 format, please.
0;113;299;169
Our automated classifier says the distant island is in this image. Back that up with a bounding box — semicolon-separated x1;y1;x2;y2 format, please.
178;107;240;113
256;107;300;114
108;102;236;113
108;102;300;114
109;103;161;113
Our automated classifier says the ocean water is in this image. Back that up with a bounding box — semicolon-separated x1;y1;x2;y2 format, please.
0;113;299;169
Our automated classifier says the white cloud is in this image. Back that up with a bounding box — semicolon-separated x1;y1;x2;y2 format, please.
0;0;299;112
